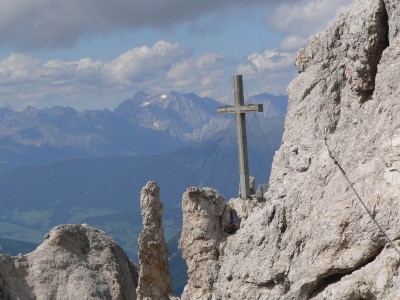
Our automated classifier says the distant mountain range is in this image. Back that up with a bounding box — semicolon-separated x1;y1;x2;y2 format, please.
0;91;287;172
114;91;225;143
0;91;287;278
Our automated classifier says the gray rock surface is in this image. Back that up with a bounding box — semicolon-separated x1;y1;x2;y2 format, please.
136;181;175;300
180;187;231;300
0;224;138;300
212;0;400;299
228;196;265;223
178;184;268;300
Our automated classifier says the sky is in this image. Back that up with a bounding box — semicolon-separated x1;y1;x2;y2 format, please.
0;0;353;110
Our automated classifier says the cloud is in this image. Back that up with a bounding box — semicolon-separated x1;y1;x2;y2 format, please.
230;0;353;96
167;53;226;86
237;49;297;95
0;41;238;109
42;58;103;85
103;41;191;85
0;39;298;109
3;22;347;110
0;0;275;49
268;0;353;38
0;0;355;109
0;53;41;83
279;36;308;51
0;54;105;108
238;50;295;74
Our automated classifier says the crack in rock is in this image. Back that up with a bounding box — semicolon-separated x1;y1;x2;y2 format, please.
306;245;385;298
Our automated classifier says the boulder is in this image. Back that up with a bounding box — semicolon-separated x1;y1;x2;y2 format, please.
0;224;138;300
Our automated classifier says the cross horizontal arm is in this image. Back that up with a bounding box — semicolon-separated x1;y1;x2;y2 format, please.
217;104;263;114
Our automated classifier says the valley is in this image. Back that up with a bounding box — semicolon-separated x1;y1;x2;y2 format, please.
0;91;287;292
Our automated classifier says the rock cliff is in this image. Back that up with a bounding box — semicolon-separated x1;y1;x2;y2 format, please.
180;187;230;300
0;224;138;300
2;0;399;299
176;0;400;299
136;181;175;300
212;0;400;299
180;187;265;300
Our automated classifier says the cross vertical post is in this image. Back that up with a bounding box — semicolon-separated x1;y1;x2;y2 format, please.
234;75;250;198
217;75;263;199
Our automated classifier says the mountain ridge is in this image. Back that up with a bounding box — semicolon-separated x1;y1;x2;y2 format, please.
0;91;287;173
0;90;287;261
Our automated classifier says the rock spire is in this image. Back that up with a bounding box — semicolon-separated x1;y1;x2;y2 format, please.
136;181;175;300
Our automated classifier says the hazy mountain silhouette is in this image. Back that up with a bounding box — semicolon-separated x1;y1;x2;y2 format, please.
0;91;287;260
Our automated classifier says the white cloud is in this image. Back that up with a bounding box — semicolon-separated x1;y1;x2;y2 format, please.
103;41;191;85
0;40;296;109
237;0;353;96
0;41;237;109
237;49;297;95
0;0;356;109
238;50;295;75
0;50;117;108
0;54;43;85
167;53;225;86
231;0;353;96
42;58;103;85
269;0;353;37
279;36;308;51
164;52;232;100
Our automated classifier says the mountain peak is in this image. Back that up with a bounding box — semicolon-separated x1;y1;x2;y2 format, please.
132;91;149;100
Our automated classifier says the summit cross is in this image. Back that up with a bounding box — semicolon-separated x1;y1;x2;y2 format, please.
217;75;263;199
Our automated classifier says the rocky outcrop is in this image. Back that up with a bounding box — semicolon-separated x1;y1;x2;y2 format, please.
136;181;174;300
228;196;265;222
212;0;400;299
180;187;231;300
179;187;266;300
0;224;138;300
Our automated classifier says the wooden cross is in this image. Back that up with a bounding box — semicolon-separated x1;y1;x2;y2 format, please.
218;75;263;198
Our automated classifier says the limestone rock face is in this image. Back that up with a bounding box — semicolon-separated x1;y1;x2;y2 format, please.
0;224;138;300
179;186;267;300
180;187;231;300
136;181;174;300
228;196;265;222
213;0;400;299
